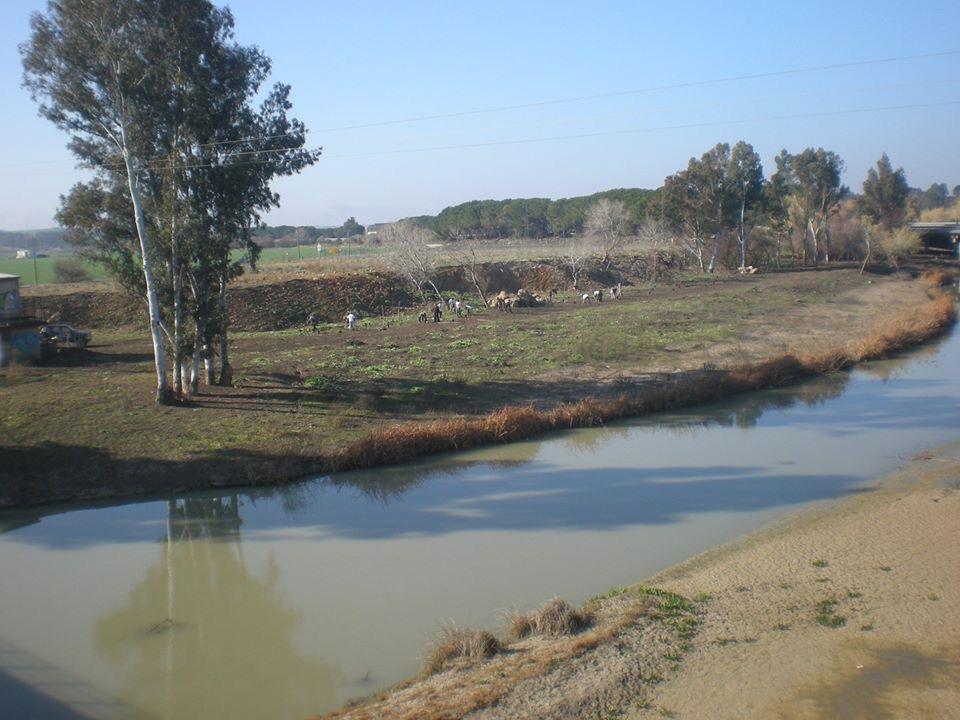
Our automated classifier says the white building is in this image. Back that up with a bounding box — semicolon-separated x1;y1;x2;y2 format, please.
15;249;32;259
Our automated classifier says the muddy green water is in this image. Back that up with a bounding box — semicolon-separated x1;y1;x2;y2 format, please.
1;328;959;719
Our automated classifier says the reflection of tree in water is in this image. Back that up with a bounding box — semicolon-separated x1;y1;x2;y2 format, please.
856;339;942;382
561;424;630;454
94;496;339;720
642;372;852;433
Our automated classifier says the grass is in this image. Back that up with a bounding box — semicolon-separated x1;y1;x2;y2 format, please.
423;625;503;675
508;597;592;639
3;268;956;508
812;559;829;568
0;254;109;285
815;597;846;628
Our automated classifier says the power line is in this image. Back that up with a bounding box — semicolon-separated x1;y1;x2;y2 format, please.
324;100;960;159
5;50;957;169
312;50;960;133
12;98;960;176
364;76;960;144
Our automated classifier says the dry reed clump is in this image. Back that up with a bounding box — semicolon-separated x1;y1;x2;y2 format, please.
423;625;504;675
509;597;592;639
921;268;953;287
329;292;956;477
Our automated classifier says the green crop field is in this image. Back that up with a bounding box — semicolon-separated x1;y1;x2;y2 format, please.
0;255;109;285
252;244;385;263
0;244;387;286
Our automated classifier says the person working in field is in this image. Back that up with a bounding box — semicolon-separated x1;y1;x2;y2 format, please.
345;312;357;330
433;302;443;322
308;311;320;332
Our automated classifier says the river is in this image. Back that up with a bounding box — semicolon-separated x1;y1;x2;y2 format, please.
1;325;959;719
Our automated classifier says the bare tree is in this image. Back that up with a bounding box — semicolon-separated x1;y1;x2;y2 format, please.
635;218;671;281
451;236;490;306
585;198;630;268
564;238;590;290
381;220;443;302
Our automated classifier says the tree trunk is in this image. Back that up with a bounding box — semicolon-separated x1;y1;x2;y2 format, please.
808;220;819;266
218;269;232;386
172;232;183;396
122;145;169;405
738;199;747;270
859;231;872;274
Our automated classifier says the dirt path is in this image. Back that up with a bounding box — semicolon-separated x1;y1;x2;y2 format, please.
623;444;960;720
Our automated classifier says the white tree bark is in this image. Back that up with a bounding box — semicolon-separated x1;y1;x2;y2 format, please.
121;134;169;404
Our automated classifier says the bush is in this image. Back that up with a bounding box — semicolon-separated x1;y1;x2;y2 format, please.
53;258;92;283
424;625;503;674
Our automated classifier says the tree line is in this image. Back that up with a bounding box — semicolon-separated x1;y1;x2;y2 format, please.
411;188;658;240
23;0;317;404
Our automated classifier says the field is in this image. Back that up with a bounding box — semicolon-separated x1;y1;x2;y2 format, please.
2;266;950;508
0;245;381;287
0;254;109;285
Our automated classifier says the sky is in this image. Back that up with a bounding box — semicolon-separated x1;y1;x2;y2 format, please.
1;0;959;230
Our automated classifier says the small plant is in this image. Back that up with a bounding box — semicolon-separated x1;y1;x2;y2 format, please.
860;623;875;632
423;625;503;675
847;590;862;599
775;623;791;632
812;559;829;568
879;565;892;572
658;707;676;718
508;597;592;639
927;593;940;601
815;597;846;628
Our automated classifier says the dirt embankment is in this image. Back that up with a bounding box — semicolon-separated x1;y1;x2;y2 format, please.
19;255;665;331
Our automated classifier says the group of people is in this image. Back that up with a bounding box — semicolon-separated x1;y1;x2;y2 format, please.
307;311;358;332
419;296;474;323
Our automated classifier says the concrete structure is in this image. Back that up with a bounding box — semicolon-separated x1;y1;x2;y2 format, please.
0;274;47;365
911;222;960;258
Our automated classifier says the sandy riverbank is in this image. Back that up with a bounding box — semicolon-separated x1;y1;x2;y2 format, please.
326;441;960;720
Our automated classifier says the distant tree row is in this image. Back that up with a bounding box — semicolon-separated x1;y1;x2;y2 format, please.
253;217;365;244
418;188;658;240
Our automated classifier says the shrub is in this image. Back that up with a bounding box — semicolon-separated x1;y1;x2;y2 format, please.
424;625;503;674
509;597;592;639
53;258;91;283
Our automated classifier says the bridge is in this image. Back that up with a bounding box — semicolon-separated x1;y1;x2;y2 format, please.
910;222;960;257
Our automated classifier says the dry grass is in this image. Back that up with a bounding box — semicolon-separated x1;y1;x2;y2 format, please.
327;291;955;476
323;592;661;720
921;268;953;288
423;625;504;675
509;597;592;639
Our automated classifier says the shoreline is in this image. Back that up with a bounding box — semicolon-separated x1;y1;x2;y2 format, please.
1;275;955;511
324;440;960;720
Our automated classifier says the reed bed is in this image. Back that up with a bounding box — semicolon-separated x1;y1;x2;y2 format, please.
328;293;956;475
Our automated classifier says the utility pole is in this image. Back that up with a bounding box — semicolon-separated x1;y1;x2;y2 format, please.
33;236;39;286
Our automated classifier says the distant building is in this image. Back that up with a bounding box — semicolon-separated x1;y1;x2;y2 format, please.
365;223;390;237
15;249;32;259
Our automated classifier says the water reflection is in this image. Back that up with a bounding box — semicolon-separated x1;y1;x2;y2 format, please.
93;496;338;720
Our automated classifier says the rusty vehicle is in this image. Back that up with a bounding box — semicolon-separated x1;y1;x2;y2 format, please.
40;323;92;349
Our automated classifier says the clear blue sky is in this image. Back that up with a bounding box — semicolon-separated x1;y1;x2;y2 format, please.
1;0;959;230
